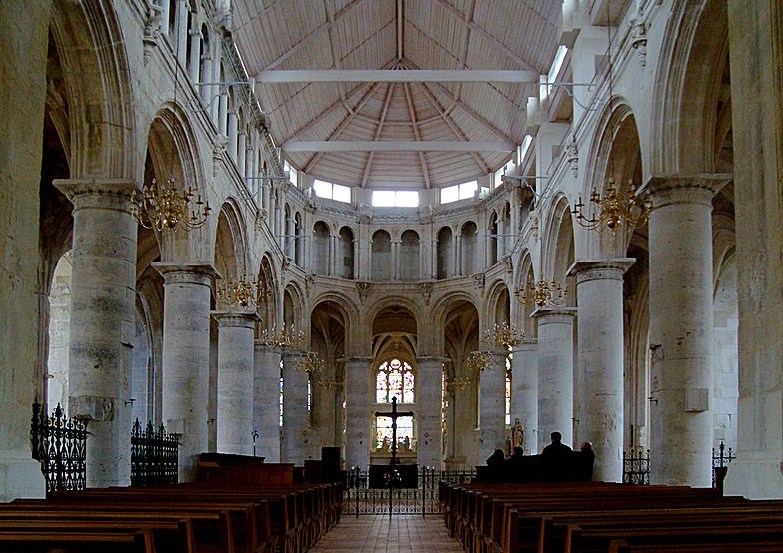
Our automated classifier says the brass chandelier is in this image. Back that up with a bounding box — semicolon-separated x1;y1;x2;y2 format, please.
130;176;212;232
571;178;650;234
484;322;525;350
465;351;489;373
260;323;304;349
216;273;267;308
294;351;324;375
516;277;567;308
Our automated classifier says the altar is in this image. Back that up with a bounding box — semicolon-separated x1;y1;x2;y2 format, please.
368;463;418;488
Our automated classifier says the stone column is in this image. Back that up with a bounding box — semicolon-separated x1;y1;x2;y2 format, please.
285;216;295;260
392;240;400;281
175;0;188;63
199;54;212;105
568;259;634;482
416;356;443;468
725;1;783;499
454;235;461;276
227;110;238;160
218;92;228;136
154;263;218;482
644;176;727;487
253;342;281;461
187;28;201;83
0;0;51;500
237;132;246;179
533;308;576;452
511;340;538;455
213;311;257;455
55;179;138;487
344;356;372;469
281;350;309;465
478;351;507;463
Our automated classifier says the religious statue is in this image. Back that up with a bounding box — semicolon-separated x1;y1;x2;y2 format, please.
511;418;524;449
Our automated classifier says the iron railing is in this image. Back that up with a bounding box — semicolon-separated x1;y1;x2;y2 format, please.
130;419;180;486
712;441;736;490
30;402;87;492
622;448;650;485
343;467;475;517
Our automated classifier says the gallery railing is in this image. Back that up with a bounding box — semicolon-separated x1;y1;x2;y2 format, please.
343;466;476;517
30;402;87;492
622;448;651;485
130;419;180;487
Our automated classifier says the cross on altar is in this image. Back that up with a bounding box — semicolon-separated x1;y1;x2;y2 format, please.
375;396;414;466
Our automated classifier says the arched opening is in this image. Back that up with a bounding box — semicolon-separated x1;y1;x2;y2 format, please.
371;229;392;281
400;229;420;282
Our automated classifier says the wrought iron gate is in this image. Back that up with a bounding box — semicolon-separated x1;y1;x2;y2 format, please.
30;402;87;492
343;467;475;516
130;419;180;486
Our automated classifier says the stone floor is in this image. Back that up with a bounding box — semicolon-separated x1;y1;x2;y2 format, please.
309;515;464;552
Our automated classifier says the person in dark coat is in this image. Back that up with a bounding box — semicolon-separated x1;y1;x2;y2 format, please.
541;431;572;481
485;448;507;482
574;441;595;481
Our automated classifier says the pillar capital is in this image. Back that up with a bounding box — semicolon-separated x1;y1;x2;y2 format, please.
153;262;220;286
211;310;259;329
567;258;635;283
641;174;732;208
512;338;538;353
54;179;137;210
531;306;577;322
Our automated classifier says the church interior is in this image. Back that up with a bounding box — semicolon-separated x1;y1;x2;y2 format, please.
1;0;782;550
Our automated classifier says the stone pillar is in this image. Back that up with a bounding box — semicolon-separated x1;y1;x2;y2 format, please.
199;54;212;105
285;216;295;260
478;351;507;463
416;357;443;468
533;308;576;452
724;0;783;499
253;342;281;461
218;92;228;136
392;240;400;281
281;351;309;465
160;0;171;37
237;132;246;179
187;28;201;83
55;180;138;487
352;239;361;279
154;263;218;482
568;259;634;482
511;340;538;455
454;235;461;276
645;176;727;487
227;110;238;161
210;43;221;124
175;0;188;63
344;356;371;469
497;217;505;260
213;311;257;455
0;0;51;500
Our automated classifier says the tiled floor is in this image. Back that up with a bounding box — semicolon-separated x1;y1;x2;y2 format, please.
310;515;464;552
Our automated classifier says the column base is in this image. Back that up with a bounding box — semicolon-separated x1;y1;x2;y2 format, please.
0;450;46;502
724;454;783;499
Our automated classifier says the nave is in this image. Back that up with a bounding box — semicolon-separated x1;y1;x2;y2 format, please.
308;515;462;553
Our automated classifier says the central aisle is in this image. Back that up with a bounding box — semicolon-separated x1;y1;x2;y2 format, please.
309;514;464;552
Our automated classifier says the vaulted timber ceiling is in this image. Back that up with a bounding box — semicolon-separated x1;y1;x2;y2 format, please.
232;0;561;190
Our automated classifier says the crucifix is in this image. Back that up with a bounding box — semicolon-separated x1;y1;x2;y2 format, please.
375;396;414;466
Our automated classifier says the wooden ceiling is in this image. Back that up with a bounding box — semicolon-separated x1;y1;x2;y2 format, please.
233;0;561;190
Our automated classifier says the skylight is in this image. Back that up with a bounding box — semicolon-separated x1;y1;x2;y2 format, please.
313;180;351;203
372;190;419;208
440;181;478;204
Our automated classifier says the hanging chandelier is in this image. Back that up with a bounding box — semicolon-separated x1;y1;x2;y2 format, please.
484;322;525;350
571;178;650;233
453;375;472;390
216;273;267;308
260;323;304;349
516;277;567;308
130;176;211;232
294;351;324;375
465;351;489;373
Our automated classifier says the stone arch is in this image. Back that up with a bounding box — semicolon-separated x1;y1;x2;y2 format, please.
651;0;728;175
313;220;331;275
50;0;135;179
214;198;250;281
540;193;576;287
488;210;499;266
400;229;421;282
581;99;644;258
337;225;355;279
371;229;392;281
514;250;536;336
145;102;211;263
460;220;479;275
256;254;278;336
436;225;454;279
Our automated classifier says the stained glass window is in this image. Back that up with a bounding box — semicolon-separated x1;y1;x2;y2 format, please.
375;359;414;403
375;415;415;451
